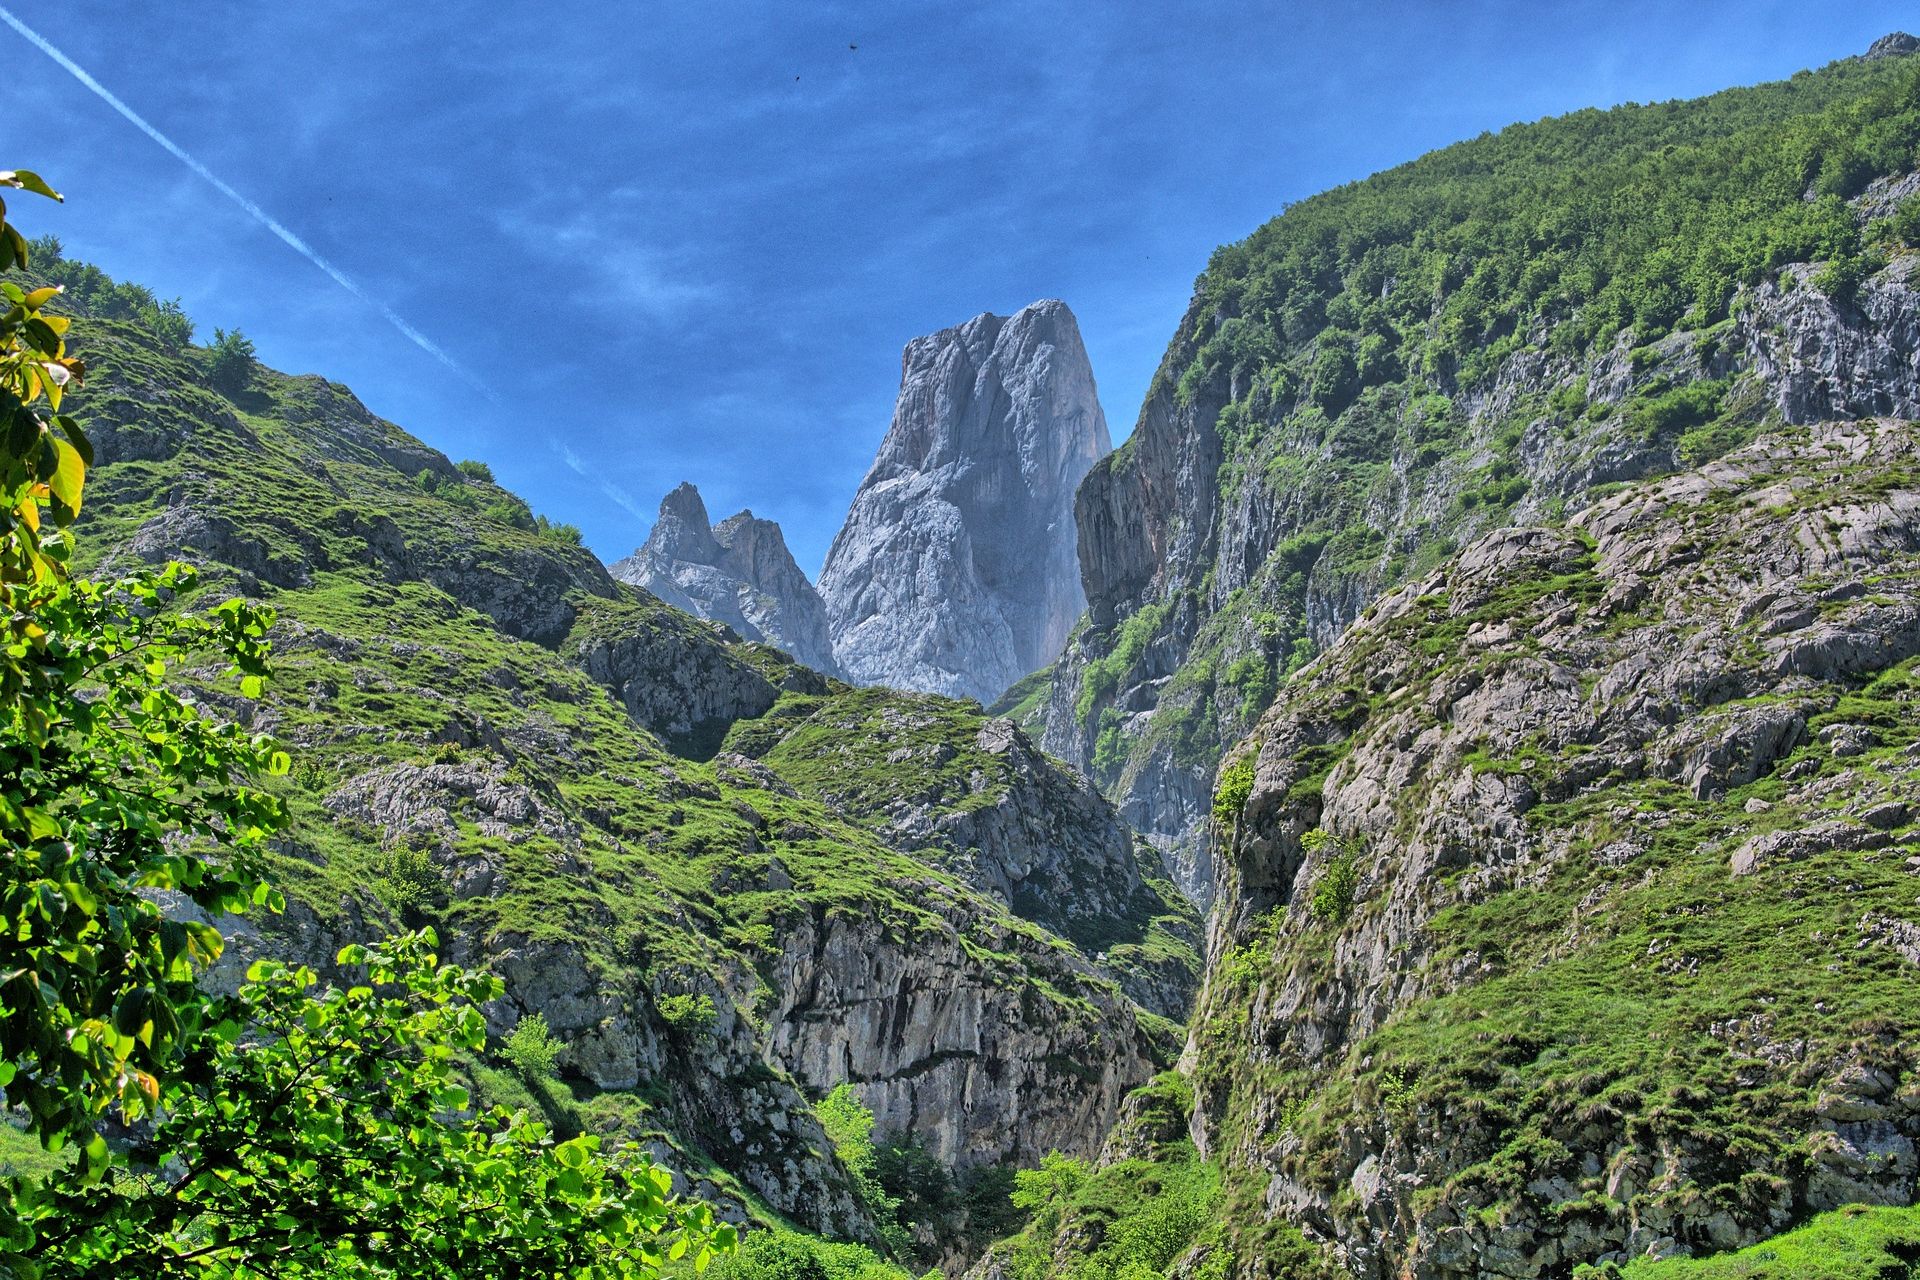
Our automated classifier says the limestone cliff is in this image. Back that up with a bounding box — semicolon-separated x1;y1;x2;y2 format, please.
1037;53;1920;909
820;299;1111;705
1192;418;1920;1276
610;482;842;677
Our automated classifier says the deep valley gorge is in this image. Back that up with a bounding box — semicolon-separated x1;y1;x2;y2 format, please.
12;23;1920;1280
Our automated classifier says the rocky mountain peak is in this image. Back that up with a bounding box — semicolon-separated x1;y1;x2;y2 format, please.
609;484;840;675
643;481;721;562
819;298;1111;705
712;509;799;587
1867;31;1920;59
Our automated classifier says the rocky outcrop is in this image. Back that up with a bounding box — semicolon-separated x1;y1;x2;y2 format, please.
766;899;1156;1170
560;593;784;756
1865;31;1920;60
610;483;841;676
820;299;1111;704
1044;173;1920;911
728;686;1203;1021
1192;419;1920;1277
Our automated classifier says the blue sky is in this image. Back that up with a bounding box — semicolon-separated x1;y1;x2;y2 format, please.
2;2;1908;572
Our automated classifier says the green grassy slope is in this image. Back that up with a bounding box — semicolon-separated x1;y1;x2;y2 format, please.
27;251;1190;1269
1606;1204;1920;1279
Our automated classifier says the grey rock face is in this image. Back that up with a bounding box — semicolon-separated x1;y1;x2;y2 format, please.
1866;31;1920;59
765;899;1154;1171
820;299;1111;704
610;483;841;675
1046;208;1920;910
1194;419;1920;1277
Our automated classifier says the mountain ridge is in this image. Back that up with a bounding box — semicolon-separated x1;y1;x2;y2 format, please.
610;480;843;677
29;259;1196;1273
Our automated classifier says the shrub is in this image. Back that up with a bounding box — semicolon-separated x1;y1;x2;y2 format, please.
1009;1151;1089;1216
503;1011;561;1081
1223;653;1277;722
814;1084;906;1248
535;514;584;545
375;840;440;919
206;326;255;392
1213;753;1256;826
656;991;717;1032
140;297;193;348
1309;839;1360;923
455;458;495;482
719;1234;829;1280
1625;377;1727;442
481;498;536;530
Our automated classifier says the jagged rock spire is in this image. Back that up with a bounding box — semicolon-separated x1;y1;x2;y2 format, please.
819;299;1110;704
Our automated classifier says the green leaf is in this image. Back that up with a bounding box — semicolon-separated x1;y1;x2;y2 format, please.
0;225;28;272
46;436;83;517
0;171;62;201
54;415;91;467
22;807;60;842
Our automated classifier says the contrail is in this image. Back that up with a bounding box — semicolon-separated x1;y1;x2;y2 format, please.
0;6;496;401
555;441;653;525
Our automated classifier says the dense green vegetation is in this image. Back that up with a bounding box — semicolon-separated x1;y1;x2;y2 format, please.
1183;58;1920;397
28;933;734;1276
1597;1205;1920;1278
0;170;285;1176
975;1073;1326;1280
1069;43;1920;884
706;1229;925;1280
0;177;735;1274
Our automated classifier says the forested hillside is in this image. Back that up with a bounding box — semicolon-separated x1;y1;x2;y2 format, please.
0;227;1196;1277
1031;43;1920;905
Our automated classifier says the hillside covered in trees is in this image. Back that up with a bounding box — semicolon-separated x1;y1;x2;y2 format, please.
12;26;1920;1280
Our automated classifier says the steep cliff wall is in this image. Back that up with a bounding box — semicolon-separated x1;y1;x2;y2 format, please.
1191;418;1920;1276
1037;49;1920;908
821;299;1111;704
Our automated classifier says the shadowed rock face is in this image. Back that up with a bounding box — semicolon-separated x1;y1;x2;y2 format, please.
610;482;841;676
820;299;1111;705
